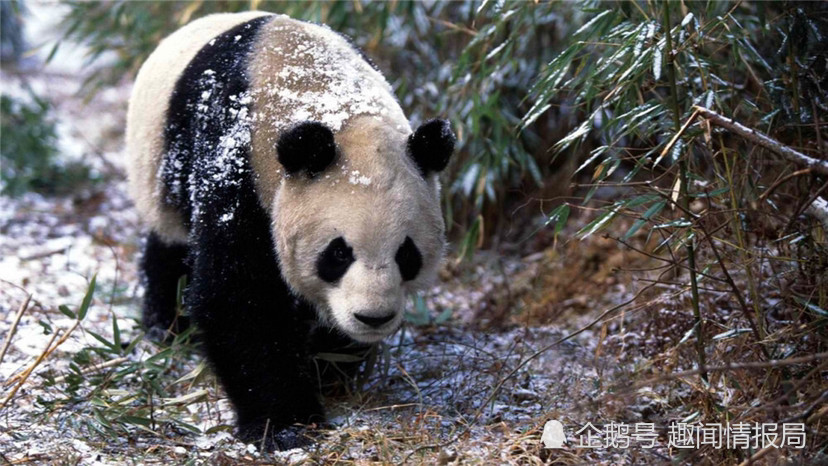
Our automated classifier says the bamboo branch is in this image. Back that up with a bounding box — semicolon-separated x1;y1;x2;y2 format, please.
693;105;828;176
665;3;707;384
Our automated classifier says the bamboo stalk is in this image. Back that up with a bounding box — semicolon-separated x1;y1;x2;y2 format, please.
663;2;707;384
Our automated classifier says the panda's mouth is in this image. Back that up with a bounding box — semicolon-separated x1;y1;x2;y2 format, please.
353;312;395;328
342;312;403;343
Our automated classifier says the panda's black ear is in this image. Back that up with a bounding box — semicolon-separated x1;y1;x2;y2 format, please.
276;121;337;178
407;119;456;177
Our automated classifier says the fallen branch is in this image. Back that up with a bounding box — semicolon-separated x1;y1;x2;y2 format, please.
693;105;828;176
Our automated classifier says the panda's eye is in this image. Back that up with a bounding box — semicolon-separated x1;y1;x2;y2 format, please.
395;236;422;281
317;237;355;284
333;246;349;262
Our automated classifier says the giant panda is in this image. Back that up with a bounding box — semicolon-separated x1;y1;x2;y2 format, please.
126;12;455;450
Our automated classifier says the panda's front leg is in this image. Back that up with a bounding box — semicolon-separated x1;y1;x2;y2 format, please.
186;184;324;451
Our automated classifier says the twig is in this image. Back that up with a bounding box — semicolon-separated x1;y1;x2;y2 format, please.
0;331;59;410
363;403;418;412
51;356;129;385
627;351;828;390
0;294;31;367
20;247;68;262
1;320;80;409
758;168;813;202
694;105;828;176
260;418;270;452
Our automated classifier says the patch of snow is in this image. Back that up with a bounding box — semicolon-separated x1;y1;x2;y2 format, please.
347;170;371;186
254;21;401;134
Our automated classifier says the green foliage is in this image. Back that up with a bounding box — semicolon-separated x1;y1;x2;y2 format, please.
38;278;206;442
405;294;451;327
1;94;58;197
0;93;97;197
523;0;828;389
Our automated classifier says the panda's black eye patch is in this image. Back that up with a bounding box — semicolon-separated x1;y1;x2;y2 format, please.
317;237;355;284
395;236;422;282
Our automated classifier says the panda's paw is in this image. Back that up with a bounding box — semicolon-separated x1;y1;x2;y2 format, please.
271;425;315;451
238;422;315;452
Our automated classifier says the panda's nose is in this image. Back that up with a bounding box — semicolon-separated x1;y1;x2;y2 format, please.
354;312;395;328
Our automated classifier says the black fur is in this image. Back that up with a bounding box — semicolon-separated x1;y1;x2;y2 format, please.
161;16;273;229
152;15;326;451
316;236;355;284
407;119;456;177
140;232;190;336
395;236;422;281
276;121;337;178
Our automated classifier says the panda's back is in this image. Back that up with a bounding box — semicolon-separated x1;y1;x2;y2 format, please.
127;12;272;242
126;12;406;243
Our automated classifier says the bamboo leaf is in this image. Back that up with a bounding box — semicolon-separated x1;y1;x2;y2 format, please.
77;275;97;321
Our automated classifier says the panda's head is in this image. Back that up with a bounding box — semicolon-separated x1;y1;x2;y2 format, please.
271;116;455;343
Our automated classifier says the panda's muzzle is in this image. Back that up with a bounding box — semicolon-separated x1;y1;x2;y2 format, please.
353;312;395;328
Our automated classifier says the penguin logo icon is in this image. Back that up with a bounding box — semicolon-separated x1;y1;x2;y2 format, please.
541;420;566;449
